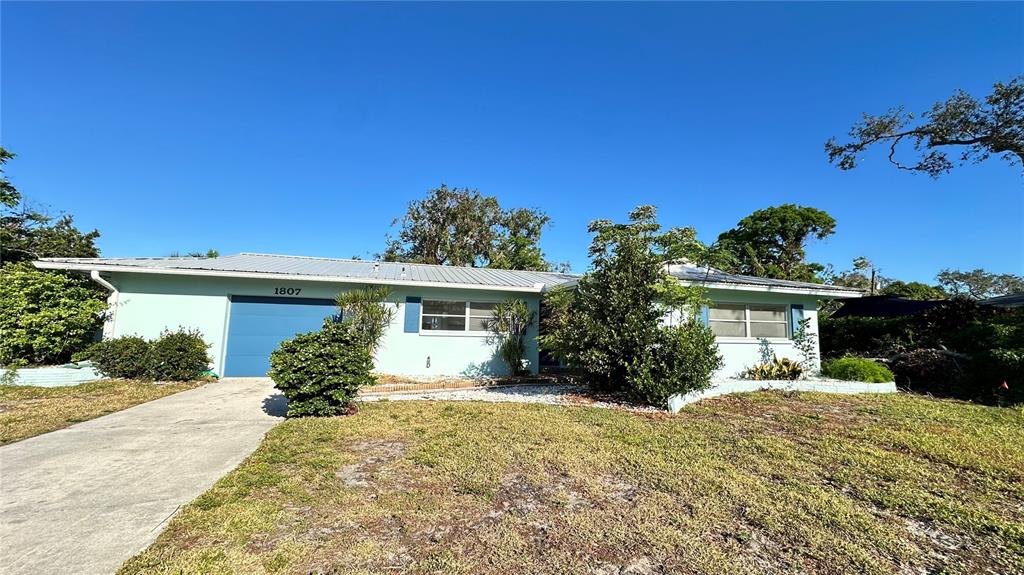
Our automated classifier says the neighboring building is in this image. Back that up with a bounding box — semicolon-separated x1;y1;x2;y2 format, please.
35;254;861;379
981;293;1024;308
829;294;944;318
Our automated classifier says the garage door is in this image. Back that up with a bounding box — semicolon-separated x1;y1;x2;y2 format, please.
224;295;337;377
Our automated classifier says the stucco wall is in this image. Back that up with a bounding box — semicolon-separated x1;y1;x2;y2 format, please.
106;273;539;377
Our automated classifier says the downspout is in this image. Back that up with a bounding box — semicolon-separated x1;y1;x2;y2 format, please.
90;270;118;339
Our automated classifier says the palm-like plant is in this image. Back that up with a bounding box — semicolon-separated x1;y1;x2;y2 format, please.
336;286;397;353
487;299;536;376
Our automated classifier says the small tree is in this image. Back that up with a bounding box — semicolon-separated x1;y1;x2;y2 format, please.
336;286;397;352
486;299;535;376
792;317;818;371
539;206;722;406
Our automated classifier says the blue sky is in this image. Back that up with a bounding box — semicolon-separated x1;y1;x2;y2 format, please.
3;2;1021;281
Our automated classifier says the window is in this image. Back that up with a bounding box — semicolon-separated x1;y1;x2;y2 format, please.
708;303;788;338
421;300;495;333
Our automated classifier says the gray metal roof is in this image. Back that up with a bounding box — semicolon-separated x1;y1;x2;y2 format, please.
668;264;863;295
36;253;580;291
36;254;862;296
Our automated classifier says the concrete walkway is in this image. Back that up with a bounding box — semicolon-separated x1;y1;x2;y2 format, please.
0;378;284;575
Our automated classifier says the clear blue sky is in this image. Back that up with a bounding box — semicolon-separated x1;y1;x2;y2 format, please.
3;2;1022;282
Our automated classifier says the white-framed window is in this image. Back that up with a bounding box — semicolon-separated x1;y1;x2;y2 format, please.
421;299;496;333
709;303;788;339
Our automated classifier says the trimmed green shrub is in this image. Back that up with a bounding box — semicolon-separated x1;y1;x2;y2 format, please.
628;321;723;405
822;356;894;383
91;336;152;379
743;357;805;381
0;264;107;367
146;329;211;381
269;321;375;417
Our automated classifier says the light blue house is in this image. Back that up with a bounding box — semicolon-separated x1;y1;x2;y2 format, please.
36;254;861;378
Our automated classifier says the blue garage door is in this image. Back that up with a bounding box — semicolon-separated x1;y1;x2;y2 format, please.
224;295;337;377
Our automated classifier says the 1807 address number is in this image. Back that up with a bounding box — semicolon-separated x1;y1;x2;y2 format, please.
274;287;302;295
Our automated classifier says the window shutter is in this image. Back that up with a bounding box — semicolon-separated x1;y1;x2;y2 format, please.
700;305;710;326
790;304;804;338
404;296;421;333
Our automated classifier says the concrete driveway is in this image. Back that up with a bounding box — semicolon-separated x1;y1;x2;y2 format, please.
0;378;284;575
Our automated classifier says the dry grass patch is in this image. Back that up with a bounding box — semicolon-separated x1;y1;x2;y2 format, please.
121;392;1024;575
0;379;202;445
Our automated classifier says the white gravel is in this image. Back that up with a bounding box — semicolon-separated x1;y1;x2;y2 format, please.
359;384;662;412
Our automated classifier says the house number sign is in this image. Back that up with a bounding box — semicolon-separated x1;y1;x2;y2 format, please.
273;287;302;295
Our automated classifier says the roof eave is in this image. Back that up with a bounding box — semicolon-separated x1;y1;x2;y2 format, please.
32;261;550;294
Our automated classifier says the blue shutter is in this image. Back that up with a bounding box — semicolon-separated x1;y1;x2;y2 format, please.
699;304;710;326
404;296;421;333
790;304;804;338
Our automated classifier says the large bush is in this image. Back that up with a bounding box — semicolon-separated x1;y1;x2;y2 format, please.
822;300;1023;404
146;329;211;381
628;321;723;405
822;356;894;383
269;321;375;417
91;336;151;379
0;264;107;366
88;330;211;381
539;206;722;406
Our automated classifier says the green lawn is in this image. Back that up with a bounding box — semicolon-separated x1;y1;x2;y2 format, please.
121;392;1024;575
0;379;202;445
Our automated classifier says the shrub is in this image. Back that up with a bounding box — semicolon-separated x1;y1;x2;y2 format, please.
0;264;107;366
628;320;723;405
269;320;375;417
743;357;804;381
486;299;536;376
888;349;968;396
91;336;151;379
821;356;894;383
146;329;211;381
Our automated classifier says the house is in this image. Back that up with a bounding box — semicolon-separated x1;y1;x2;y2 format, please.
35;254;862;378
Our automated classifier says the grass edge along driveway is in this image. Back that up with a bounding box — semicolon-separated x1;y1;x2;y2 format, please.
120;391;1024;575
0;379;203;445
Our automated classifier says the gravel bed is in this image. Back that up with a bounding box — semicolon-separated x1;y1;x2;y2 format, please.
359;384;663;413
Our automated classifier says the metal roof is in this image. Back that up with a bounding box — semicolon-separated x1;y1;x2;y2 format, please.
35;253;580;292
667;263;863;297
34;254;863;297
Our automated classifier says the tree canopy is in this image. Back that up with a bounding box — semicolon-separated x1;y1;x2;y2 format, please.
716;204;836;283
381;184;559;271
826;76;1024;177
0;148;101;265
937;269;1024;300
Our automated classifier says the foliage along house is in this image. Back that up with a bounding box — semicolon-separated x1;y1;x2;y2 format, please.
35;254;862;378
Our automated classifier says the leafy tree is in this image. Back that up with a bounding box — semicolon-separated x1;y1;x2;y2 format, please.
880;280;946;300
0;149;101;265
826;76;1024;177
0;263;107;366
488;208;551;271
716;204;836;282
1;147;19;208
538;206;721;406
382;184;557;271
937;268;1024;299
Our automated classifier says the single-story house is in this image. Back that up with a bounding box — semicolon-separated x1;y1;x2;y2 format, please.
35;254;862;378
